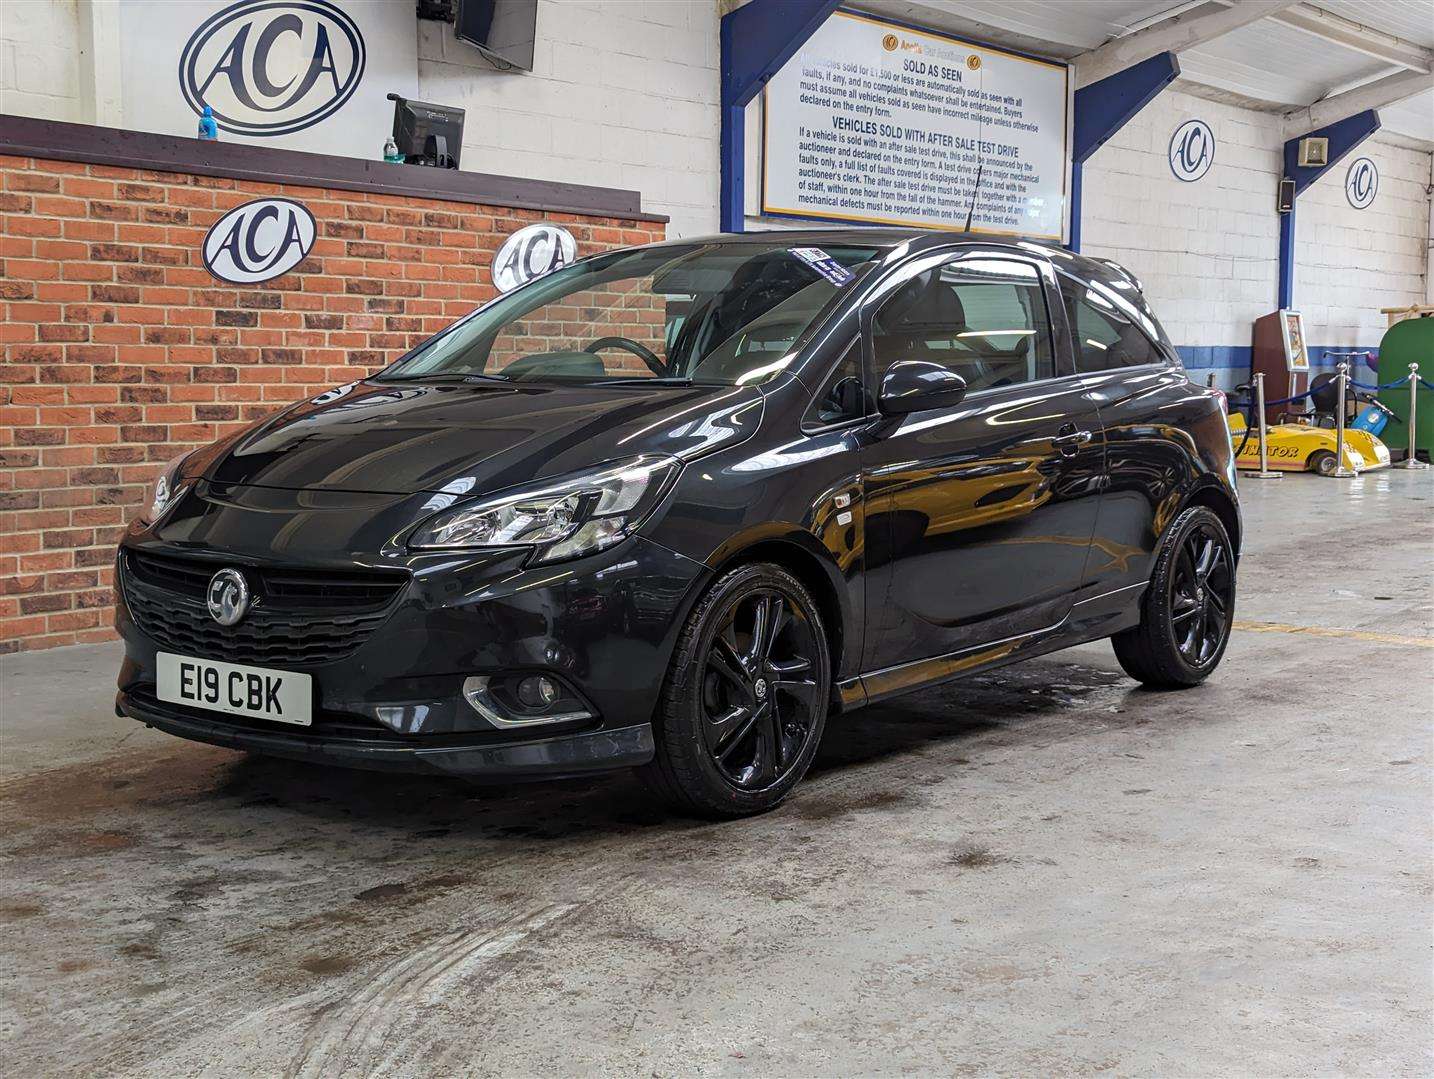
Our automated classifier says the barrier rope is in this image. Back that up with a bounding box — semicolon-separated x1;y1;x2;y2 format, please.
1262;389;1316;407
1349;377;1418;391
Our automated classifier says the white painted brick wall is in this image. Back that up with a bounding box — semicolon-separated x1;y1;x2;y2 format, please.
1081;88;1431;358
1297;141;1429;345
0;0;82;122
1081;91;1283;351
418;0;722;238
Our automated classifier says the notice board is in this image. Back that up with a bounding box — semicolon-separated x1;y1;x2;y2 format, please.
762;10;1069;239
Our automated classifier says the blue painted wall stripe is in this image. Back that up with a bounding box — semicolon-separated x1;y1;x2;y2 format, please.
1175;345;1380;371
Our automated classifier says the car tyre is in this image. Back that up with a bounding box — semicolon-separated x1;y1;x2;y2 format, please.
1111;506;1236;689
640;563;831;818
1308;449;1337;476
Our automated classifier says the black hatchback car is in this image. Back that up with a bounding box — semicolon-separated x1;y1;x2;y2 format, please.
116;229;1240;817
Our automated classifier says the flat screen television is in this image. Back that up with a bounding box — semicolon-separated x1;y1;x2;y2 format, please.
455;0;539;72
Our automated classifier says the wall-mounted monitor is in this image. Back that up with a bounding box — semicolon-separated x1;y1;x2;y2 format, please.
455;0;539;72
388;94;465;169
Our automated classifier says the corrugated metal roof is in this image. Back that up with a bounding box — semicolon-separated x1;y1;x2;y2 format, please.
849;0;1433;142
1318;0;1434;49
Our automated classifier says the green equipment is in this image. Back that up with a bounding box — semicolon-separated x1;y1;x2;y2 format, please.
1376;317;1434;462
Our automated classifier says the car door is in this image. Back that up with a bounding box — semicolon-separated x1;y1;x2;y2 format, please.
1056;267;1201;598
859;246;1106;674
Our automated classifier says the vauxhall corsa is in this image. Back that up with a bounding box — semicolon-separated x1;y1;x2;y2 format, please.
116;230;1241;817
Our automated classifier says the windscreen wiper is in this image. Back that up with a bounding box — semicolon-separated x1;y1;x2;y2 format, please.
596;376;695;386
376;371;510;384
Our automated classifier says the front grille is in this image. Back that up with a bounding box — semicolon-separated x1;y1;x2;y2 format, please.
122;550;408;667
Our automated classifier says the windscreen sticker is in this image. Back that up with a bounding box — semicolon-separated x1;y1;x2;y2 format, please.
789;247;854;287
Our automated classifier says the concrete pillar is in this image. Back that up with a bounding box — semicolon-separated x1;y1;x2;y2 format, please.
77;0;123;127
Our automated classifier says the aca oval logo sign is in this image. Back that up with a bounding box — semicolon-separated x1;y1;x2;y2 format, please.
180;0;366;137
203;197;316;284
1168;119;1214;182
1345;157;1378;209
492;224;578;293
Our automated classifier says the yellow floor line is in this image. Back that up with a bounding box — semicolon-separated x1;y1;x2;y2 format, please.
1232;619;1434;648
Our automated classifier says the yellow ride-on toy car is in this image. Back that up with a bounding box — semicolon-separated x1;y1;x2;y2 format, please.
1227;411;1391;475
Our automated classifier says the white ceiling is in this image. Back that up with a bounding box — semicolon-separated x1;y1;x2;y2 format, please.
850;0;1434;144
1320;0;1434;48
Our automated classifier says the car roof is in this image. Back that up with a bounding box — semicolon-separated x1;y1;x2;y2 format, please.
644;228;1129;284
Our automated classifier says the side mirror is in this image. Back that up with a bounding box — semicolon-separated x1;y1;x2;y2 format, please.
878;360;968;415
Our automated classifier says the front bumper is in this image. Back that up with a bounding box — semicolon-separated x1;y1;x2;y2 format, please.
115;485;711;777
116;688;655;779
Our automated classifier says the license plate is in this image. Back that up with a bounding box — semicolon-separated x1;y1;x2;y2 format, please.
156;652;312;727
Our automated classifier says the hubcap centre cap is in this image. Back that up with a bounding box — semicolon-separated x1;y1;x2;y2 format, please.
753;678;768;701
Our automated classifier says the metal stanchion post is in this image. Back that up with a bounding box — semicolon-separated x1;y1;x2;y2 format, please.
1393;362;1428;470
1241;372;1281;479
1331;361;1357;478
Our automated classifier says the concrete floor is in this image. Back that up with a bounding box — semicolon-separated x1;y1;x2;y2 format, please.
2;469;1431;1077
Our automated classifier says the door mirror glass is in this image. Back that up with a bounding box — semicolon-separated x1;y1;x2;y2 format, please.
878;360;968;415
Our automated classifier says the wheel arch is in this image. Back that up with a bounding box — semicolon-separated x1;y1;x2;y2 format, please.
705;532;851;685
1180;481;1241;559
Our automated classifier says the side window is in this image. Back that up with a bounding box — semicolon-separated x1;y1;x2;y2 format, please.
1059;275;1163;372
870;257;1055;392
810;340;870;425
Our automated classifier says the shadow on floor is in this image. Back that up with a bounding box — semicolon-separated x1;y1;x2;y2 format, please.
2;658;1125;849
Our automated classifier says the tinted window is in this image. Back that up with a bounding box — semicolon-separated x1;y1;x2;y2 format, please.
810;340;869;425
1059;274;1164;372
871;257;1055;392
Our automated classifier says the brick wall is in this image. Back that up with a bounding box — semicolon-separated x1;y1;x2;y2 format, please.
0;154;665;653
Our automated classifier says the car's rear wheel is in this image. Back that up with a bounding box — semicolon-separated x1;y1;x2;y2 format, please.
1111;506;1236;688
640;563;830;818
1308;449;1337;475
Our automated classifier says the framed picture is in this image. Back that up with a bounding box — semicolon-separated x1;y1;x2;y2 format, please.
1280;310;1309;372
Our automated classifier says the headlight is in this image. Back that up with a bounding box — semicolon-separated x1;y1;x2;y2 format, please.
141;452;191;523
409;455;682;563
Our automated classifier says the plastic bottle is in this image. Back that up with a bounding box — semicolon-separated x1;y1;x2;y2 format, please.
197;105;218;141
383;136;403;164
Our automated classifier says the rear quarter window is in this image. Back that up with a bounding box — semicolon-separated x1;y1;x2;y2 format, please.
1058;271;1169;373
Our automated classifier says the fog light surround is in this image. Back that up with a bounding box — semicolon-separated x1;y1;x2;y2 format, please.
462;674;593;728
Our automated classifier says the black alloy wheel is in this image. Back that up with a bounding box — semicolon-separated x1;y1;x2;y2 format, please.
701;588;822;790
1112;505;1236;688
642;563;831;817
1168;522;1233;666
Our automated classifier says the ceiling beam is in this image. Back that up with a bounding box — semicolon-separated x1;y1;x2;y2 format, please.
1074;0;1298;88
1282;69;1434;136
1213;1;1432;74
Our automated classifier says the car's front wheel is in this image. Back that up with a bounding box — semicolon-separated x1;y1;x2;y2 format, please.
641;563;831;818
1111;506;1236;688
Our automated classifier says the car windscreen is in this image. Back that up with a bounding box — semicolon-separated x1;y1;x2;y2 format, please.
377;241;879;386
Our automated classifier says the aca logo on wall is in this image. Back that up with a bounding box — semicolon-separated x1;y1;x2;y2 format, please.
1345;157;1378;209
492;225;578;293
179;0;366;137
203;198;317;284
1168;119;1214;182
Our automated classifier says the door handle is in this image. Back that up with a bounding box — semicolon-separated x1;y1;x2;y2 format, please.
1053;428;1092;456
